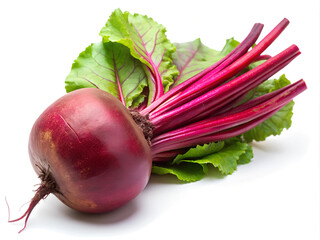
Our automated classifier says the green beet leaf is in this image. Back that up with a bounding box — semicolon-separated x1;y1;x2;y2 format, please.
172;141;225;165
172;38;239;87
65;41;148;108
180;141;250;175
219;37;240;56
152;140;253;182
152;163;207;182
100;9;179;103
237;145;253;164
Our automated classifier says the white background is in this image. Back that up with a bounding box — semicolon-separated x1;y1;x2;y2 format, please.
0;0;319;239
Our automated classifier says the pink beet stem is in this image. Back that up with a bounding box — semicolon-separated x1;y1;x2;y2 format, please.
151;79;306;155
148;18;289;119
151;44;300;134
141;22;265;115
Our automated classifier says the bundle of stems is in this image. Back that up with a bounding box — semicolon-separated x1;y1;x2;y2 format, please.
138;18;306;162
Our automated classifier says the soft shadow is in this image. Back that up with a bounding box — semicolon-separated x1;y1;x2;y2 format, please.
61;199;138;226
27;196;145;237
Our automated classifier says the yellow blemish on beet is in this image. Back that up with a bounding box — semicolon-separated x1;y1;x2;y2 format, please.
40;131;55;149
79;199;98;209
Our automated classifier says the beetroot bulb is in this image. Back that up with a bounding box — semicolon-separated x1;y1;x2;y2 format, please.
9;88;152;233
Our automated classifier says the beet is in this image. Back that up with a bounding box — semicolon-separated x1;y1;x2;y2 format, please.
9;15;307;233
9;88;152;232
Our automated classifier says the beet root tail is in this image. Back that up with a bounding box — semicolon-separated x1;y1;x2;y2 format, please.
7;165;58;233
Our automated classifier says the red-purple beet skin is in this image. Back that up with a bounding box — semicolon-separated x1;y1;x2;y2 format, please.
28;88;152;213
